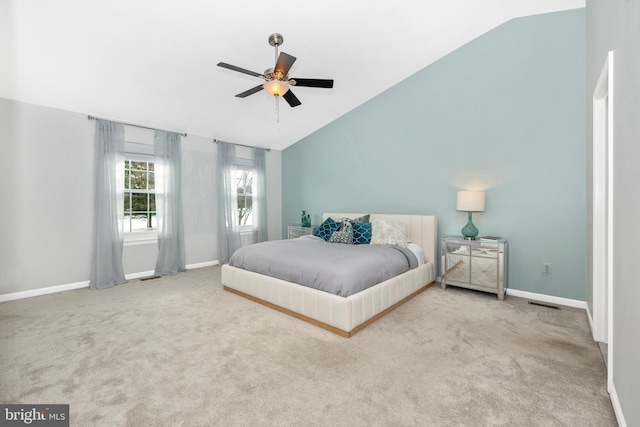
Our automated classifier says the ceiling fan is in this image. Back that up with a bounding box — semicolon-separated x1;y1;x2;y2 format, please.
217;33;334;109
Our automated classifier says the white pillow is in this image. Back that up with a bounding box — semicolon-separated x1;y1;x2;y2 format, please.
406;242;425;265
370;220;408;248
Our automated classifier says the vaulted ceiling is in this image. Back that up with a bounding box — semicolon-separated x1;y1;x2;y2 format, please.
1;0;584;150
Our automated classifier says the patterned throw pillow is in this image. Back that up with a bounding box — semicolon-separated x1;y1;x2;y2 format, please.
352;222;372;245
328;221;353;244
370;220;408;248
314;217;339;241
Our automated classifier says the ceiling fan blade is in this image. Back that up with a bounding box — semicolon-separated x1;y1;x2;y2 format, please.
274;52;297;76
235;85;264;98
217;62;263;78
292;78;334;88
282;89;301;107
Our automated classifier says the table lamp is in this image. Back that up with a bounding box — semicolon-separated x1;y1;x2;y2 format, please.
456;191;485;240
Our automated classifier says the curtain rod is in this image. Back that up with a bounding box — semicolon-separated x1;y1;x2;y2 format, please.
213;139;271;152
87;115;188;137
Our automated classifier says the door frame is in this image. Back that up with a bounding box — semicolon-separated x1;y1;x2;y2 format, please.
592;50;614;390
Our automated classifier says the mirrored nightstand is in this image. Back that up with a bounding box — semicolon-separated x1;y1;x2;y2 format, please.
441;236;508;300
287;225;317;239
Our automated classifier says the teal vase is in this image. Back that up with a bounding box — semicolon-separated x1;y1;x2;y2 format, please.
301;211;311;227
461;211;479;240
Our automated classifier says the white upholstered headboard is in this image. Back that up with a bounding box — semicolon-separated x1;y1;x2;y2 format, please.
322;213;438;264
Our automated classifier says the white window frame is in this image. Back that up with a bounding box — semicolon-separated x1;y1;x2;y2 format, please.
233;166;255;235
123;148;158;246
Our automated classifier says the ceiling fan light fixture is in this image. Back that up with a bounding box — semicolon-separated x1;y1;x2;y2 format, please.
263;79;289;96
218;33;333;109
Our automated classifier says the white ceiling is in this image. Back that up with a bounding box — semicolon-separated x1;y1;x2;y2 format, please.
1;0;584;150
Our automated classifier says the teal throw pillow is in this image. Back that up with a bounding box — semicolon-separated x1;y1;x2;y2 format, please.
352;222;372;245
314;217;339;241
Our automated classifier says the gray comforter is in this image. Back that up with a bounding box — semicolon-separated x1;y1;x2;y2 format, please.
228;236;418;297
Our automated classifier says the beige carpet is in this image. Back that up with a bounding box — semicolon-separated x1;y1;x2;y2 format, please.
0;266;616;426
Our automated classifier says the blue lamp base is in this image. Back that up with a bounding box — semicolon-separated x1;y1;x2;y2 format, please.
461;211;479;240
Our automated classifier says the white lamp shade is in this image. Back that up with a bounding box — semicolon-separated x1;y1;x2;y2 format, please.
263;80;289;96
456;191;485;212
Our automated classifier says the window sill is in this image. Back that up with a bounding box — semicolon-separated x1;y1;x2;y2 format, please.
124;232;158;246
239;226;254;235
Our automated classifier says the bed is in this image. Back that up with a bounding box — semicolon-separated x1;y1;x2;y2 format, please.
221;213;437;337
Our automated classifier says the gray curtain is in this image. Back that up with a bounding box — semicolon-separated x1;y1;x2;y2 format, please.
217;142;241;264
90;119;127;290
154;130;186;276
252;147;268;244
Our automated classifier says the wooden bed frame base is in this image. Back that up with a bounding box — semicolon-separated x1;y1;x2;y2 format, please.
224;281;436;338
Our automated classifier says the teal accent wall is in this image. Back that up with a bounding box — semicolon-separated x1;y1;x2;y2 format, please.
282;9;586;300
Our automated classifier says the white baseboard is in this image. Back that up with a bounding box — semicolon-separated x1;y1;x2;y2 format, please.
435;278;587;310
505;288;587;310
186;260;219;269
126;270;156;280
0;280;91;303
609;380;627;427
0;260;220;303
585;304;596;339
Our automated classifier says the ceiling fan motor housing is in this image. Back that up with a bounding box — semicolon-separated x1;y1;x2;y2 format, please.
263;68;289;82
268;33;283;47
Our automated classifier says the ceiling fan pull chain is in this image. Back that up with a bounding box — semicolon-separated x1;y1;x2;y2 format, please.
275;95;280;123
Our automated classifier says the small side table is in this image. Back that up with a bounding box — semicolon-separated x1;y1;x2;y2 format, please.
441;236;508;300
288;225;317;239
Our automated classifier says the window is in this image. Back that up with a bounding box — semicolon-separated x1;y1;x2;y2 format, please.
234;168;254;227
124;159;156;233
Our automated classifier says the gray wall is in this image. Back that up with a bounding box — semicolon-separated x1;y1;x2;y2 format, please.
0;97;282;296
587;1;640;425
0;98;95;293
282;9;587;300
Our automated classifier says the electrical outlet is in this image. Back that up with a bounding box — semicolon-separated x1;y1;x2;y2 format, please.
542;262;552;274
